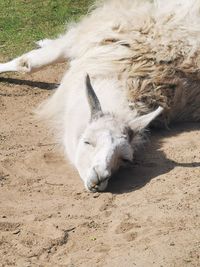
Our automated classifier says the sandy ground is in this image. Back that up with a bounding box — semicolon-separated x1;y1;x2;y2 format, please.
0;65;199;267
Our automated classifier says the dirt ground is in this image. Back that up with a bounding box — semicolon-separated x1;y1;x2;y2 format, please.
0;64;199;267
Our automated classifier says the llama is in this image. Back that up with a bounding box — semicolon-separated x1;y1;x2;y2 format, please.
0;0;200;192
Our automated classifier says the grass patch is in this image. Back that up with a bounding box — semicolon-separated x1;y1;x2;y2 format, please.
0;0;93;59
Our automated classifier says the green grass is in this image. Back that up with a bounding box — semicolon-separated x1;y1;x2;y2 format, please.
0;0;93;59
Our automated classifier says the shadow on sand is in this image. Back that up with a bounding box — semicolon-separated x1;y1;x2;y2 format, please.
0;77;59;90
107;123;200;194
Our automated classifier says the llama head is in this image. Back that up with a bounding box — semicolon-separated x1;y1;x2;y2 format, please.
75;75;163;192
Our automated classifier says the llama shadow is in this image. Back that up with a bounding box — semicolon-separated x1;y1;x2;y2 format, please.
0;77;59;90
107;123;200;194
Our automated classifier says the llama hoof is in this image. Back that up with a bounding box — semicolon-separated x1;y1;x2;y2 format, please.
35;39;53;48
0;63;9;73
0;64;4;73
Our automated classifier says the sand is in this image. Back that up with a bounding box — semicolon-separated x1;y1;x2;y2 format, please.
0;65;199;267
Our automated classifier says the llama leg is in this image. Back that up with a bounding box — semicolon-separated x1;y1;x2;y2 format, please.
35;38;55;48
0;37;68;74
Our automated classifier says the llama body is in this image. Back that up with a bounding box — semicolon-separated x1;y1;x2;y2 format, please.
0;0;200;191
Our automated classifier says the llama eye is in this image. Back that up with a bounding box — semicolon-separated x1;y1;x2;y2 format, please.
84;141;96;148
121;158;132;164
84;141;91;145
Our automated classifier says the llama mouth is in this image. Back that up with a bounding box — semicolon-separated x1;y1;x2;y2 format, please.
88;178;109;193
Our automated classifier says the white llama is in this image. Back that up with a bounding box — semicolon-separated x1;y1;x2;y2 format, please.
0;0;200;192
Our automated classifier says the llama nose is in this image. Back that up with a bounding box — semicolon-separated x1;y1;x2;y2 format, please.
93;167;111;183
88;167;110;192
90;178;109;192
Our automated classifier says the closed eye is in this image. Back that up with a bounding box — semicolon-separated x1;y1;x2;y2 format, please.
84;141;91;145
121;158;132;164
84;140;96;147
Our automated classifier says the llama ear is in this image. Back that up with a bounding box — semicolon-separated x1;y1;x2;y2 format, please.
86;74;103;119
129;107;164;132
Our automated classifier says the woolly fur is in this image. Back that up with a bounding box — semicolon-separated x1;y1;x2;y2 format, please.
40;0;200;126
